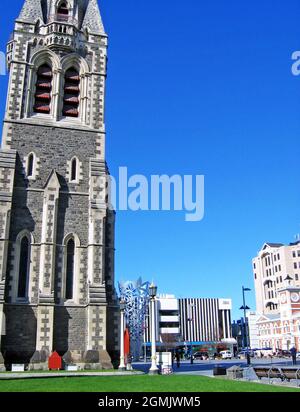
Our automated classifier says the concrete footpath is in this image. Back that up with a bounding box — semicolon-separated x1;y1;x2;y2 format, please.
133;360;300;389
0;371;144;380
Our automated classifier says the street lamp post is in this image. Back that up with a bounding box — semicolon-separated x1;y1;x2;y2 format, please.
149;283;159;375
188;303;195;364
143;312;150;363
240;286;251;366
119;299;126;371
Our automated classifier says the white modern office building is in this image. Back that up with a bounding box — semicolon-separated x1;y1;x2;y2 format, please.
179;298;232;343
158;294;180;336
247;311;260;349
144;295;233;347
144;294;180;344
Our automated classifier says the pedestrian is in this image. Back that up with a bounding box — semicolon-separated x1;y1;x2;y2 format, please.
176;351;181;368
290;347;297;366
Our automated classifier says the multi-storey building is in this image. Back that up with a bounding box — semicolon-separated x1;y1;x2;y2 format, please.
247;311;260;349
256;280;300;351
253;241;300;315
143;294;180;345
232;311;260;351
144;296;233;347
179;298;232;343
157;294;180;337
252;242;300;351
0;0;119;370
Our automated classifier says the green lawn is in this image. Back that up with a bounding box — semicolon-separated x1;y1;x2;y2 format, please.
0;375;299;392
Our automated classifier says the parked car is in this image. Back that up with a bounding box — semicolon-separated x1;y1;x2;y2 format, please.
219;350;233;359
296;352;300;359
275;350;291;358
193;351;209;360
237;349;254;359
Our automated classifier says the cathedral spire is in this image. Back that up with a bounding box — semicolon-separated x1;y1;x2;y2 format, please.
82;0;105;34
17;0;105;34
18;0;45;23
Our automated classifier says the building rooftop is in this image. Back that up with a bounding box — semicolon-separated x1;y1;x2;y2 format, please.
263;242;284;249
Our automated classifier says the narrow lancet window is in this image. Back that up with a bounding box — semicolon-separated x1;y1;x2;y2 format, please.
18;236;30;299
65;239;75;300
27;153;34;177
71;158;77;181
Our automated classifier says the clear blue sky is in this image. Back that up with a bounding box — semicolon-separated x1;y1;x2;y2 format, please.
1;0;300;319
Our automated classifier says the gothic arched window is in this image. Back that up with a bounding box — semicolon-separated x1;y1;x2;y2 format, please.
63;68;80;118
34;64;53;114
18;236;30;299
65;239;75;300
27;153;35;177
57;2;69;21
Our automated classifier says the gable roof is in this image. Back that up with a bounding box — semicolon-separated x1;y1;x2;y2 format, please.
262;242;284;250
257;314;280;323
43;169;61;190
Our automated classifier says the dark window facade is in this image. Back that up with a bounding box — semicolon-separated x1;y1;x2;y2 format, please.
18;237;30;299
159;322;180;328
65;239;75;300
63;68;80;118
159;310;179;317
34;64;53;114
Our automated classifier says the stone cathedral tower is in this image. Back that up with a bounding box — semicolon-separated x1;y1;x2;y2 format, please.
0;0;119;370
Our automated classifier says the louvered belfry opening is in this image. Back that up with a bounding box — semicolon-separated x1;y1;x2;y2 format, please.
63;68;80;118
34;64;53;114
57;2;69;21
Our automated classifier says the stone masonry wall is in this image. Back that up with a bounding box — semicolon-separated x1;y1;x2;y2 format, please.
9;122;102;193
53;306;87;353
2;305;37;358
56;193;89;246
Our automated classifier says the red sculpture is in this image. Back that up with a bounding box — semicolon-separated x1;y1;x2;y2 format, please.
48;351;62;370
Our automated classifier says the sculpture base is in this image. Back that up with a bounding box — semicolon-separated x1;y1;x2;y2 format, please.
0;353;5;371
149;368;159;375
83;350;113;370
